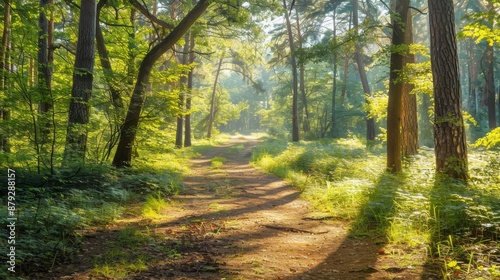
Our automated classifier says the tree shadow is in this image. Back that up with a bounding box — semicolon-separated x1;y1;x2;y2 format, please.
284;172;419;279
422;174;500;279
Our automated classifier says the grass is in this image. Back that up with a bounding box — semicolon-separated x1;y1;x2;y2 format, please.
0;136;210;278
211;156;227;168
141;193;170;220
251;137;500;279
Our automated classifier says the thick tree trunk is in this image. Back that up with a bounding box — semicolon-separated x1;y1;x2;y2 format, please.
112;0;209;167
283;0;299;142
63;0;97;166
352;0;375;141
386;0;409;173
401;7;418;156
428;0;468;180
329;9;337;138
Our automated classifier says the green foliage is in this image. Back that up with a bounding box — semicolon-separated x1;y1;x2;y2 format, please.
365;91;388;121
474;127;500;149
211;156;227;168
142;194;169;220
0;142;191;276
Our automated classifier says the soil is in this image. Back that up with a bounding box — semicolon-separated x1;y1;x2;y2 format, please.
35;135;433;280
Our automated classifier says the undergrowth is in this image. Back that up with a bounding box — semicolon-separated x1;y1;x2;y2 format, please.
252;138;500;279
0;142;205;279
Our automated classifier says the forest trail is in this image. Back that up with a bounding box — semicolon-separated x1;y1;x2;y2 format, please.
41;135;425;279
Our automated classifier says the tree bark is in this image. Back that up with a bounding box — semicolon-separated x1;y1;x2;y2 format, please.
484;1;496;130
63;0;97;166
184;32;195;147
283;0;299;142
96;0;123;111
175;33;190;147
352;0;375;141
329;8;337;137
386;0;409;173
38;0;53;117
467;39;479;118
0;0;11;153
484;45;496;129
428;0;468;180
295;11;310;133
401;6;418;156
207;53;224;139
112;0;209;167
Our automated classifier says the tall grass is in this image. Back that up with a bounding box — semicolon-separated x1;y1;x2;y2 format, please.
252;138;500;278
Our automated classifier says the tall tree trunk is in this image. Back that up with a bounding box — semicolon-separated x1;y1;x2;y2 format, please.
283;0;299;142
127;8;137;86
38;0;53;117
184;32;195;147
96;0;126;162
340;54;349;106
386;0;409;173
38;0;56;173
484;1;496;130
352;0;375;141
295;11;310;133
175;33;190;147
467;39;478;118
0;0;11;153
484;45;496;129
63;0;97;166
330;8;337;137
96;0;123;111
207;54;224;139
112;0;209;168
401;7;418;156
428;0;468;180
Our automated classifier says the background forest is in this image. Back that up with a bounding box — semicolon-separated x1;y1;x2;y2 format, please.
0;0;499;279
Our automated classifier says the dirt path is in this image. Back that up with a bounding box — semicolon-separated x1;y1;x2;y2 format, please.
39;135;426;279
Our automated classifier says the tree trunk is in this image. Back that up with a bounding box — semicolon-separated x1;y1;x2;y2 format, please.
484;45;496;129
428;0;468;180
184;32;195;147
112;0;209;168
386;0;409;173
330;9;337;138
38;0;56;173
175;33;190;147
207;54;223;139
484;1;496;130
467;39;479;118
295;11;310;133
63;0;97;166
283;0;299;142
352;0;375;141
38;0;53;117
96;0;123;111
401;6;418;156
0;0;11;153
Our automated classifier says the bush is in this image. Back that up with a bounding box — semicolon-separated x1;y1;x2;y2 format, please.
474;127;500;149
